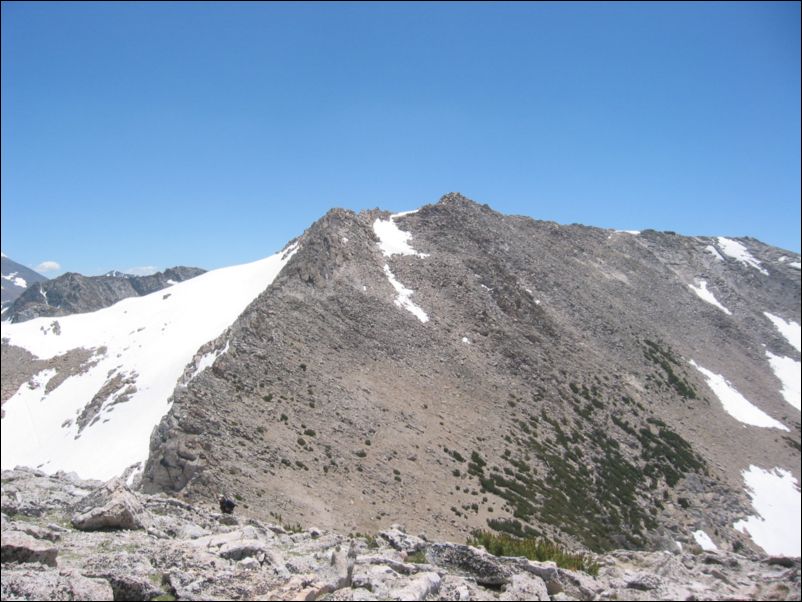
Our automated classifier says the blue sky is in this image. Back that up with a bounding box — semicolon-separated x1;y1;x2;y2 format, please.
2;2;800;276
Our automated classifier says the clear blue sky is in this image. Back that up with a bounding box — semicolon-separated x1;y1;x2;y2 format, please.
2;2;800;276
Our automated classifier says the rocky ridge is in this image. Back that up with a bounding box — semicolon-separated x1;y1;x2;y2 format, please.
2;467;799;601
141;194;800;554
5;266;205;323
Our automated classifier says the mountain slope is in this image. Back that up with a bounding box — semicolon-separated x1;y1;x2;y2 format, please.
1;254;48;309
2;194;799;558
0;245;297;480
139;194;799;556
4;266;206;323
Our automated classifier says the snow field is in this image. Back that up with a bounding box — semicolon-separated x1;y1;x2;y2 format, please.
1;244;298;480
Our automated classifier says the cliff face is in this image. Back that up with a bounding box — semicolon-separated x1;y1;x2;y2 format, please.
141;194;801;555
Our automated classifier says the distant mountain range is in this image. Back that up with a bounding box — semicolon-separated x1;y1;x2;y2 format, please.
1;194;799;560
1;253;48;309
3;266;205;323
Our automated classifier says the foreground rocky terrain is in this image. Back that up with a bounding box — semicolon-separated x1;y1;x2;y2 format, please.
2;468;799;601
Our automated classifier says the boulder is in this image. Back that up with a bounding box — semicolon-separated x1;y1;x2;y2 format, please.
500;572;550;601
426;543;509;586
379;525;428;553
388;571;441;601
71;478;150;531
1;564;113;601
1;530;58;566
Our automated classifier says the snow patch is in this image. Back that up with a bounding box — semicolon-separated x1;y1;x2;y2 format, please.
733;466;801;557
462;337;470;344
688;280;731;315
790;262;801;270
2;271;28;288
373;214;429;258
373;210;430;323
716;237;768;275
705;245;725;261
689;360;789;431
765;351;801;411
184;340;230;386
1;244;299;480
383;264;429;323
763;312;801;352
692;530;718;551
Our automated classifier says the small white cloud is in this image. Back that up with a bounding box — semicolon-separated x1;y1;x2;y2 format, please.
35;261;61;273
125;266;160;276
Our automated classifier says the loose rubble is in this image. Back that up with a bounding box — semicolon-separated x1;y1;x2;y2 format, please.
2;468;799;601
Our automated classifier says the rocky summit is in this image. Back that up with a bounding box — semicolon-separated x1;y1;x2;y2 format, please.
2;467;800;601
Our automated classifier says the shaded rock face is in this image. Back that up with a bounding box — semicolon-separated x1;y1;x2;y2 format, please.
5;266;205;322
2;469;800;601
141;193;800;554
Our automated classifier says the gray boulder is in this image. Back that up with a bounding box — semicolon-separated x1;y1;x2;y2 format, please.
426;543;510;585
1;530;58;566
71;478;151;531
1;564;113;601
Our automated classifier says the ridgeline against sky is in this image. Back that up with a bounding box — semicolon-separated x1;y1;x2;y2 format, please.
1;2;800;276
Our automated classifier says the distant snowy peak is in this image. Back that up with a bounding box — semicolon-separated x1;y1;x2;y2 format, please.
1;255;48;308
103;270;134;278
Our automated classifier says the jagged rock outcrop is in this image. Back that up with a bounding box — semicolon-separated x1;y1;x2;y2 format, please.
2;469;799;601
141;193;799;555
5;266;205;322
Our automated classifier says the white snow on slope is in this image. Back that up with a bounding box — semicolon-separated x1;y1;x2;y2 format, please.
790;262;801;270
1;244;299;480
765;351;801;411
2;271;28;288
733;466;801;557
373;211;429;258
688;280;731;315
383;265;429;323
716;237;768;275
184;340;231;386
692;530;718;551
689;361;788;431
763;312;801;353
373;211;430;322
705;245;724;261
